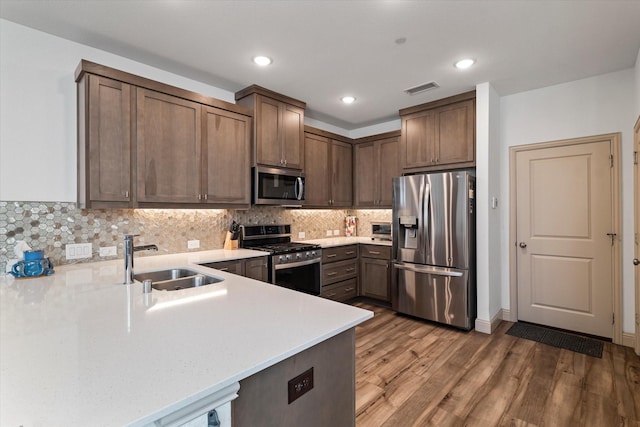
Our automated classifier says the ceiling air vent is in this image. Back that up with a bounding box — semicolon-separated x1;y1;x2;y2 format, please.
404;81;440;95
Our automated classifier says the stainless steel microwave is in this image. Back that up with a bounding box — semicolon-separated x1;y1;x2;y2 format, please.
371;221;392;240
253;166;305;206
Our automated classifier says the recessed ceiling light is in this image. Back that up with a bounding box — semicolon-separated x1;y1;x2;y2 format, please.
455;58;475;69
253;56;272;66
341;96;356;104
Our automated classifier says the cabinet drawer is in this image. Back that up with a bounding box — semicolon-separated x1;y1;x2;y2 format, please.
360;244;391;260
202;260;243;275
322;259;357;285
322;245;358;263
321;279;358;303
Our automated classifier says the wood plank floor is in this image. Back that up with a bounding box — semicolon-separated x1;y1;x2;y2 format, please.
353;302;640;427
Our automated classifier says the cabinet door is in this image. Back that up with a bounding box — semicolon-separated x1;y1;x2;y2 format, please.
254;95;282;167
377;136;400;207
353;142;376;207
401;109;437;169
303;133;331;206
330;140;353;207
87;75;132;203
435;99;475;165
205;260;243;275
281;104;304;169
244;257;269;282
360;258;390;302
202;106;251;205
136;88;201;203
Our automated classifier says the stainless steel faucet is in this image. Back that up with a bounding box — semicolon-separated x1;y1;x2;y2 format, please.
123;234;158;284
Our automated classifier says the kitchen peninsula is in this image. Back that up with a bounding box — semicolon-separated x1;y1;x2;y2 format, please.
0;249;372;426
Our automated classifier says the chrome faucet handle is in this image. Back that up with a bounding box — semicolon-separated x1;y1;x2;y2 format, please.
124;234;140;240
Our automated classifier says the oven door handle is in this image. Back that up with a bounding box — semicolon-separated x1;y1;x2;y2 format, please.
274;257;321;270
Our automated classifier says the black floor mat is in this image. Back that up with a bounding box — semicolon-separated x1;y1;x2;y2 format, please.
506;322;604;358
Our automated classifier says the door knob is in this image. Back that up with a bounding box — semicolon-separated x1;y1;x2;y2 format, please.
634;258;640;266
519;242;527;248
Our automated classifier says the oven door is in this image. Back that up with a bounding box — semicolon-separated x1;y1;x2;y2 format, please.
273;258;321;296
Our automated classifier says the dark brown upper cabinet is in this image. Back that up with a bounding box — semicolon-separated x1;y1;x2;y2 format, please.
235;85;305;170
399;91;475;173
77;74;133;208
303;127;352;208
353;131;400;208
76;60;252;209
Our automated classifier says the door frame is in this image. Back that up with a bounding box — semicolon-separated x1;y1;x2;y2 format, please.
509;133;622;344
634;116;640;354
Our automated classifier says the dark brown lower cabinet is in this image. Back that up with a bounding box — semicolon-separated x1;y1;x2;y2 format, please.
233;329;355;427
201;257;268;281
244;257;269;282
359;244;392;303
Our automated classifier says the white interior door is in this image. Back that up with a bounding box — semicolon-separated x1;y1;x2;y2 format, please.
516;139;614;338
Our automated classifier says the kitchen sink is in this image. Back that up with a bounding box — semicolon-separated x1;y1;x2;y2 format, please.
134;268;223;291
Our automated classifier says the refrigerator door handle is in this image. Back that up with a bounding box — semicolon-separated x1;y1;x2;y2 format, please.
418;180;427;257
424;182;431;255
393;262;464;277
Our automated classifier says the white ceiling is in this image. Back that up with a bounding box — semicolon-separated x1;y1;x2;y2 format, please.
1;0;639;129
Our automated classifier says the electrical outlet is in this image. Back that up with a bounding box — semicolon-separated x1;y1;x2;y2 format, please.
99;246;117;257
326;230;332;236
66;243;92;260
333;229;340;236
288;368;314;404
298;231;306;239
188;239;200;249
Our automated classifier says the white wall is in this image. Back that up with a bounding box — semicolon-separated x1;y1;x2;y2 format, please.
499;68;637;333
475;83;502;330
0;20;344;202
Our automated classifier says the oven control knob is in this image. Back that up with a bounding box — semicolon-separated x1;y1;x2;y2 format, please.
286;254;292;261
311;251;316;257
305;251;311;258
296;253;302;260
279;255;285;262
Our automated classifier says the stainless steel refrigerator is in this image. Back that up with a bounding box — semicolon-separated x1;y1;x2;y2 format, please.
391;171;476;330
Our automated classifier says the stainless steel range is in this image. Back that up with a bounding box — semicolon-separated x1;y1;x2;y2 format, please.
240;225;322;295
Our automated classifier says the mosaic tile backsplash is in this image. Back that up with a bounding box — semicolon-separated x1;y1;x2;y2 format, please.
0;201;390;271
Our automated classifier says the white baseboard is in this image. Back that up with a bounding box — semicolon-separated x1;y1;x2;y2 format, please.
475;309;504;334
622;332;635;348
501;308;516;322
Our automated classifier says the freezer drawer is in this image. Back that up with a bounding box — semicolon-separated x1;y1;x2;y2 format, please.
394;262;472;330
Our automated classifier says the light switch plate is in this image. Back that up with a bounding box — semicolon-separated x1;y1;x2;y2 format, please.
298;232;306;239
326;230;333;236
66;243;92;260
333;229;340;236
188;239;200;249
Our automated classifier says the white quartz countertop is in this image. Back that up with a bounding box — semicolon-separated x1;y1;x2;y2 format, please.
0;249;372;427
300;236;392;247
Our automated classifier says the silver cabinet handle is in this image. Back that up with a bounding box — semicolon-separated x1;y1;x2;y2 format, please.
393;262;463;277
344;287;355;292
345;251;355;255
327;271;338;276
519;242;527;248
327;254;337;258
369;251;380;255
345;267;355;272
